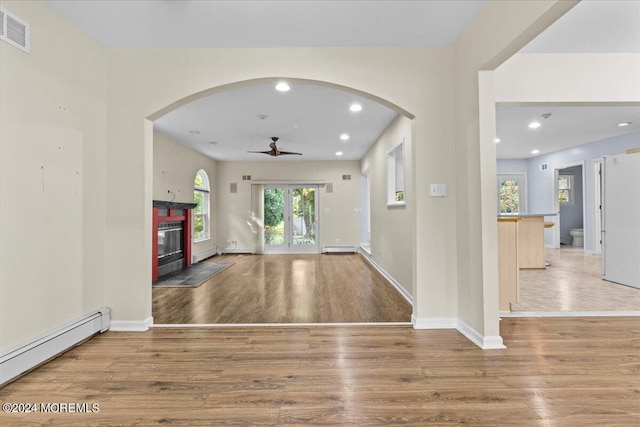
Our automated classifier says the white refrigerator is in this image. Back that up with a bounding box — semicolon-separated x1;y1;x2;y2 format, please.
603;152;640;289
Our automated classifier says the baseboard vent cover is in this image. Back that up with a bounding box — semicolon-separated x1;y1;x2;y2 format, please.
193;247;218;263
0;308;110;386
322;245;358;254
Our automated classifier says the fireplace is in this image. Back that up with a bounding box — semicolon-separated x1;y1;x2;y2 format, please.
152;200;197;280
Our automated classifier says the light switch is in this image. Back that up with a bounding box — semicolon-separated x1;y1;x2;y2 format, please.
430;183;447;197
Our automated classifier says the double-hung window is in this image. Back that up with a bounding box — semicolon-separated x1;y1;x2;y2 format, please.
558;174;574;206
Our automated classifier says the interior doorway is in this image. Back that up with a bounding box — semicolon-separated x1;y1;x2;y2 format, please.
264;185;319;254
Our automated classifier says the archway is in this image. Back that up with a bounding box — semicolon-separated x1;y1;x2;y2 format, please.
147;77;417;325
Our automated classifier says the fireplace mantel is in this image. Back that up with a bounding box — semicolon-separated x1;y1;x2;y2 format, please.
153;200;197;210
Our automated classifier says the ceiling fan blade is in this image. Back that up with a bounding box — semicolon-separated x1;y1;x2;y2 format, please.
276;151;303;156
248;137;302;157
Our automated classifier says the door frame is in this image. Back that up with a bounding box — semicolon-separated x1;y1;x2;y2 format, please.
553;161;586;251
263;184;320;254
591;158;604;255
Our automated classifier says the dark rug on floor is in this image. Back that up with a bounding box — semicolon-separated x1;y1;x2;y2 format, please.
152;262;233;287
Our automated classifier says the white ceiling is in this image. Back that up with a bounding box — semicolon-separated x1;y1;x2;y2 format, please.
496;105;640;159
154;81;398;161
45;1;486;48
45;0;640;161
521;0;640;53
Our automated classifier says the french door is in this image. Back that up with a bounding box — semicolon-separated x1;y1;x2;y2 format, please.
264;185;319;253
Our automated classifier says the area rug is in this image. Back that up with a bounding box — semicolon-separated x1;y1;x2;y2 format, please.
152;262;233;287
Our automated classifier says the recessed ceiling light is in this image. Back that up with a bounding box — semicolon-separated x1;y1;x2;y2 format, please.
340;133;350;141
275;82;290;92
531;149;540;154
209;141;217;146
528;121;541;129
189;130;201;135
335;151;343;156
618;121;632;127
349;103;362;112
494;138;500;143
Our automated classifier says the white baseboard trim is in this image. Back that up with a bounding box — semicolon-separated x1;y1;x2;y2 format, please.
456;318;505;349
500;310;640;318
412;316;457;329
545;244;555;249
152;322;412;328
0;308;111;386
109;316;153;332
193;248;218;263
359;251;412;305
412;316;505;349
220;248;252;254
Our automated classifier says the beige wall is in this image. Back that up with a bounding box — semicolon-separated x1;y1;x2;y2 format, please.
0;1;107;350
153;131;218;259
105;45;458;325
361;115;413;298
0;0;577;349
453;0;577;344
215;160;361;251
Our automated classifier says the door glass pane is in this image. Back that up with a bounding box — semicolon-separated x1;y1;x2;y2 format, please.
264;187;285;245
499;179;520;213
292;187;316;245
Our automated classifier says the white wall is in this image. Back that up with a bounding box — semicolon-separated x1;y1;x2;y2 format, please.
361;115;413;298
0;1;107;351
215;160;361;251
153;131;218;259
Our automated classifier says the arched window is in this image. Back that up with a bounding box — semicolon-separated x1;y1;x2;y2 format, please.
194;169;210;241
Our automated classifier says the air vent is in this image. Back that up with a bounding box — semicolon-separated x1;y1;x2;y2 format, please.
342;175;351;180
539;163;548;171
0;7;30;54
326;183;333;193
230;183;237;193
242;175;251;181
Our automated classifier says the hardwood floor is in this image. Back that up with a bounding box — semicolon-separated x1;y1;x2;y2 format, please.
152;254;412;324
514;248;640;312
1;317;639;425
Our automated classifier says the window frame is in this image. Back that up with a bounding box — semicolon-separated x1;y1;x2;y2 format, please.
497;173;527;214
386;138;406;208
558;174;575;206
193;169;210;242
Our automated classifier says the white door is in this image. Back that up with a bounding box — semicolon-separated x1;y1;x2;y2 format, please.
264;185;319;253
603;153;640;288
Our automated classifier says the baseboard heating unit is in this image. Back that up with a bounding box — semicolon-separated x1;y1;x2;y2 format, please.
322;246;358;254
0;307;111;386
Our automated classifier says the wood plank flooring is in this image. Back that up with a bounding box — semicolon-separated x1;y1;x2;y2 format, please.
1;317;639;425
152;254;412;324
514;248;640;312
